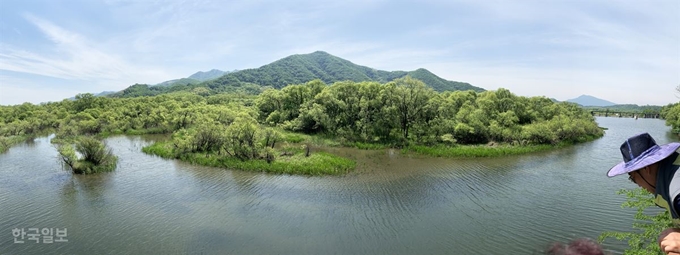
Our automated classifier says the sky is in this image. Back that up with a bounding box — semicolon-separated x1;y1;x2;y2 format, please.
0;0;678;106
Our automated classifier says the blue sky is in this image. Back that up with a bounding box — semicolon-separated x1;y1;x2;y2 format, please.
0;0;678;106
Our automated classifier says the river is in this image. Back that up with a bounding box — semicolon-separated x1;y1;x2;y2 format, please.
1;117;677;254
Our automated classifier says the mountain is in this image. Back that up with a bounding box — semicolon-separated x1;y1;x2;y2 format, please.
67;91;116;100
154;69;230;87
188;69;227;81
94;91;116;97
566;95;616;106
112;51;483;98
155;78;200;87
203;51;483;92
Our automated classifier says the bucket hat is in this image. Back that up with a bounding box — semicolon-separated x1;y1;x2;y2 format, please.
607;133;680;177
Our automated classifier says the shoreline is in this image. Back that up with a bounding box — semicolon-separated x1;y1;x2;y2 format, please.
141;131;602;175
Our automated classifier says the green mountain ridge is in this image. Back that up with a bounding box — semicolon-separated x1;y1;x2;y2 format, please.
203;51;483;92
112;51;483;98
154;69;230;87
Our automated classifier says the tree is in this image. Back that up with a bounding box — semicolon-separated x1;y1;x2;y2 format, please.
225;114;261;160
384;77;435;141
73;93;97;112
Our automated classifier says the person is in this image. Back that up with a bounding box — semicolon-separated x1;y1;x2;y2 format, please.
607;132;680;254
547;238;606;255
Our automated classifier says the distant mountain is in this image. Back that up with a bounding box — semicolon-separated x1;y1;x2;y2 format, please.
154;69;229;87
188;69;227;81
67;91;116;100
155;78;200;87
112;51;483;98
566;95;616;106
203;51;483;92
94;91;116;97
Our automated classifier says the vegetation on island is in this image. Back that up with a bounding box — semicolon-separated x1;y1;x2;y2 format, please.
0;75;603;174
0;135;29;153
55;136;118;174
255;77;603;150
0;47;609;176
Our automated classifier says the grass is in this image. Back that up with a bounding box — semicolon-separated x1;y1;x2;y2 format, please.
344;141;390;150
403;144;559;158
142;141;356;176
141;141;175;158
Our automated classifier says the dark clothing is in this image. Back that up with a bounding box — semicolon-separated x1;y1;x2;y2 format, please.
654;152;680;223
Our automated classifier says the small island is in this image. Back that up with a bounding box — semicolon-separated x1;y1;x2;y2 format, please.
0;77;606;175
1;52;677;175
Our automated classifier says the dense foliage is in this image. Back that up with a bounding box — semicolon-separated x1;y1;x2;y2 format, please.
0;136;28;153
56;136;118;174
0;77;603;174
256;77;604;147
661;102;680;136
600;188;672;255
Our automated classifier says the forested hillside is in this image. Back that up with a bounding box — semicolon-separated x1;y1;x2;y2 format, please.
109;51;483;98
205;51;482;92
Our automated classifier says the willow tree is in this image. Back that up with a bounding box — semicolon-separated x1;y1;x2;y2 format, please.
384;77;435;141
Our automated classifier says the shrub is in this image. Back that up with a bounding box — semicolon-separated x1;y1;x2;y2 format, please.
57;136;118;174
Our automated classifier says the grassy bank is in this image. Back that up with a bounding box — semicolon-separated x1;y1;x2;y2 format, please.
403;144;557;157
0;136;28;153
403;135;603;158
277;129;392;150
143;141;356;176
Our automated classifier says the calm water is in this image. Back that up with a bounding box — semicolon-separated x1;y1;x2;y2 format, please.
1;117;677;255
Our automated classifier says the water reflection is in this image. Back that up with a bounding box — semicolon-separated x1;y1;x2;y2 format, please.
0;118;678;254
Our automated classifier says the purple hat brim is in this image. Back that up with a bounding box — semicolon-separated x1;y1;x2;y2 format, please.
608;142;680;177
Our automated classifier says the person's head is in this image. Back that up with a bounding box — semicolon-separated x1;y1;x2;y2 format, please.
547;238;606;255
608;133;680;193
627;163;659;193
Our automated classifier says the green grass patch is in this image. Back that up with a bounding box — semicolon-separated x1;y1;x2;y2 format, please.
141;141;176;158
403;144;557;157
343;141;389;150
283;133;306;143
142;141;355;176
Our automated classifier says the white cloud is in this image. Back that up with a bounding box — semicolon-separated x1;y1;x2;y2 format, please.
0;0;676;106
0;14;174;93
0;75;79;105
